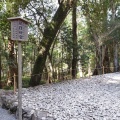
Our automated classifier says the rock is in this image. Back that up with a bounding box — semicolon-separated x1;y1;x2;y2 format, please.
31;111;49;120
16;108;32;120
0;89;5;106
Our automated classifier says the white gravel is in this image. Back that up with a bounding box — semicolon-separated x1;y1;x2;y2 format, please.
21;72;120;120
1;72;120;120
0;108;16;120
0;90;16;120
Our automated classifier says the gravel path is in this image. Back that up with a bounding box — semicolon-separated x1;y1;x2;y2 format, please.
1;72;120;120
22;73;120;119
0;90;16;120
0;108;16;120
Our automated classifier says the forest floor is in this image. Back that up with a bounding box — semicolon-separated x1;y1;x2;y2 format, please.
0;72;120;120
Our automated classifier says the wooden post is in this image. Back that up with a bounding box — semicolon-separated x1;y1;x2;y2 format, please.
18;41;22;120
14;73;16;94
8;17;30;120
103;66;104;74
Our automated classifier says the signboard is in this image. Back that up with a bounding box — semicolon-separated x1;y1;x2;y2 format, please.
8;16;30;120
8;17;29;41
11;20;28;41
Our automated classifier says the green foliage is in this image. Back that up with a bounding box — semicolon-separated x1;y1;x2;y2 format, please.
1;0;120;87
22;77;30;88
3;86;14;90
22;76;46;88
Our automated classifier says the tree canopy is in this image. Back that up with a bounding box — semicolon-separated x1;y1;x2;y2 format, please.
0;0;120;88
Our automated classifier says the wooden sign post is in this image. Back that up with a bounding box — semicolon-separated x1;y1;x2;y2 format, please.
8;17;29;120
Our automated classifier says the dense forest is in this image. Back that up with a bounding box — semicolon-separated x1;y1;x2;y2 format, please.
0;0;120;88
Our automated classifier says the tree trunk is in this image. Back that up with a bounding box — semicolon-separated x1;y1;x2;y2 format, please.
29;2;72;86
88;58;92;76
111;0;119;72
109;44;114;72
93;46;103;75
0;40;1;88
7;39;18;88
114;43;119;72
72;0;78;79
45;54;53;84
78;60;83;77
102;46;110;73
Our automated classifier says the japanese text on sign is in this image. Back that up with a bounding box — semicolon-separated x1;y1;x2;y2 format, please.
11;20;28;41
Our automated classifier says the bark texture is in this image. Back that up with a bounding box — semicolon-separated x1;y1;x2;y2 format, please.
29;1;73;86
7;39;18;88
72;0;78;79
0;40;1;88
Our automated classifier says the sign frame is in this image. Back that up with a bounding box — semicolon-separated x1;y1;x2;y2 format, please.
8;16;29;120
8;17;30;41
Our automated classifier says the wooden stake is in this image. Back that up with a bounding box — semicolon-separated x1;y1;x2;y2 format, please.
103;66;104;74
18;41;22;120
14;73;16;94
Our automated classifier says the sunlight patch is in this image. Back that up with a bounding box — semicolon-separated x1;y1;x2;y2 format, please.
106;79;120;84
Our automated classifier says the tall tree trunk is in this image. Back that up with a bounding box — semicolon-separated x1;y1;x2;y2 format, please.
96;46;103;75
45;53;53;84
111;0;119;72
93;45;111;75
109;44;114;72
72;0;78;79
29;1;72;86
92;30;103;75
7;39;18;88
78;60;83;77
114;43;119;72
88;58;92;76
0;39;1;88
102;46;110;73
